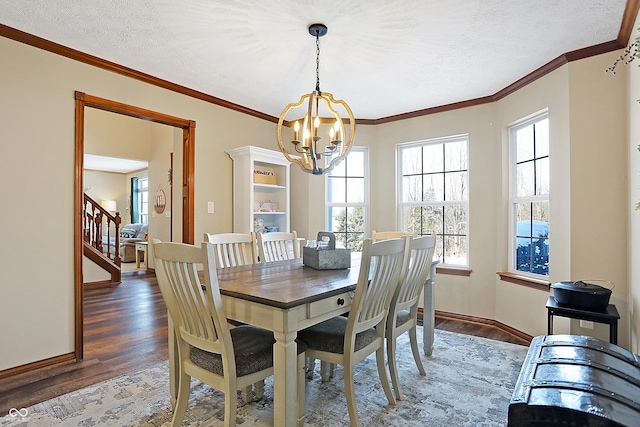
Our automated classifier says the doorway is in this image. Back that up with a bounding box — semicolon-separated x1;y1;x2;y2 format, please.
74;91;195;360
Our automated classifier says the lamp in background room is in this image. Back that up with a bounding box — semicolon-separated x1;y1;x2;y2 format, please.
101;200;117;213
277;23;355;175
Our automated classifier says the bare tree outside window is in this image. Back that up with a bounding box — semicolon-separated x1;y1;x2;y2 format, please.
398;136;469;266
327;148;367;251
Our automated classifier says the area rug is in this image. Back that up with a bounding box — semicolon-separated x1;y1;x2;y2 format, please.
0;329;529;426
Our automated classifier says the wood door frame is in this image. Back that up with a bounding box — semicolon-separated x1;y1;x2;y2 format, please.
74;91;195;360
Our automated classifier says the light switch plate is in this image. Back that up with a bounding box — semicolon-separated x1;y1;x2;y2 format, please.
207;201;214;214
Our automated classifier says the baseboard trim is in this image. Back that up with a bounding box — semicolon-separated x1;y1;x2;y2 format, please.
419;308;534;344
0;352;75;381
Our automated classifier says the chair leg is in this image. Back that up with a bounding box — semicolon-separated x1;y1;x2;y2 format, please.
376;346;396;405
409;325;426;375
305;356;315;379
171;371;191;427
224;389;236;427
343;360;361;427
254;380;265;400
240;385;252;405
297;352;307;427
387;332;403;401
320;361;332;382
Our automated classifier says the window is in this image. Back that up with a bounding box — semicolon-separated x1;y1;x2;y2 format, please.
326;148;368;251
509;112;549;277
131;176;149;224
397;135;468;266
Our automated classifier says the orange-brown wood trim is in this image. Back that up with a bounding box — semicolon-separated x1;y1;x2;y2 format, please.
619;0;640;45
0;352;75;381
74;96;85;360
3;0;639;126
0;24;276;124
497;272;550;291
429;309;534;344
75;91;195;361
436;266;472;277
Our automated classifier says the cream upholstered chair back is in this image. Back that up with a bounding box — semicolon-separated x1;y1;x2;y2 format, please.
152;239;284;427
257;230;300;262
387;233;436;400
204;232;258;267
371;230;415;242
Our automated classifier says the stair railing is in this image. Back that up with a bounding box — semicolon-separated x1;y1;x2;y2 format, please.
83;193;122;265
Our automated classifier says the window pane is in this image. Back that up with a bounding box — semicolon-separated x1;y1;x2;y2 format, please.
423;206;444;235
403;175;422;202
516;238;532;273
402;206;422;234
532;202;549;236
515;202;532;237
346;177;364;203
422;144;443;173
331;157;346;176
444;205;467;235
347;150;364;177
535;118;549;157
536;157;549;195
327;177;346;203
445;140;468;171
516;125;534;162
445;171;468;201
402;146;422;175
328;206;345;233
423;173;444;201
444;235;466;266
516;161;534;197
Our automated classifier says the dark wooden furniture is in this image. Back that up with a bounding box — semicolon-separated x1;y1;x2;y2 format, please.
546;296;620;344
509;334;640;427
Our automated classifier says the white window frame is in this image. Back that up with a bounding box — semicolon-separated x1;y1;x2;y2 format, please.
396;135;469;267
508;110;549;278
325;146;369;251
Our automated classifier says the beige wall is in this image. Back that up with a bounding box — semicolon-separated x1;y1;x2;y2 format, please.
0;36;276;371
629;14;640;354
0;19;637;371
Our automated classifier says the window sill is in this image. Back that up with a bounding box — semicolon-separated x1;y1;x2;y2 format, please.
436;266;472;277
497;272;550;291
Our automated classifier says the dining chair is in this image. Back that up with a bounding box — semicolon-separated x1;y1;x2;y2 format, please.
204;232;258;267
298;236;411;427
387;234;437;400
257;230;300;262
371;230;415;242
152;239;307;427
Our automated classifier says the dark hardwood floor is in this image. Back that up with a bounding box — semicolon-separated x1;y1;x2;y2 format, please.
0;272;529;415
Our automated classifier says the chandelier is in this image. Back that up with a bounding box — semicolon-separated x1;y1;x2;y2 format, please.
277;23;355;175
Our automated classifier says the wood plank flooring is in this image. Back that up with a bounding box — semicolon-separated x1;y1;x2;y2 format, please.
0;272;529;416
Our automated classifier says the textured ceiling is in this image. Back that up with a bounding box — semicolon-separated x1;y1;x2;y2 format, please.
0;0;628;120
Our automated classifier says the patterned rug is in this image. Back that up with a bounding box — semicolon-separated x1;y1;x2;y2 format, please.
1;329;529;426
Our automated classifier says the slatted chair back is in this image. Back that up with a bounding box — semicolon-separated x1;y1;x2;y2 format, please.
153;239;274;426
257;230;300;262
204;232;258;268
387;233;437;400
349;236;411;339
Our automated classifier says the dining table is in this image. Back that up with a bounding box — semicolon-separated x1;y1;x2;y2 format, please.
167;253;439;427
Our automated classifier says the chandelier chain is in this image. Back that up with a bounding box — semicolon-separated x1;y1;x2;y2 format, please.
315;32;321;92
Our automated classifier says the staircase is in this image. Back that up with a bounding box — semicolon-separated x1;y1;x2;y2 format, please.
83;193;122;283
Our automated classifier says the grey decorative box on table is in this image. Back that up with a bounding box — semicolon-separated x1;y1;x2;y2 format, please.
302;232;351;270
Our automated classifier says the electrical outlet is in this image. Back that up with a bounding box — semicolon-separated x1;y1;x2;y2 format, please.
580;320;594;329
